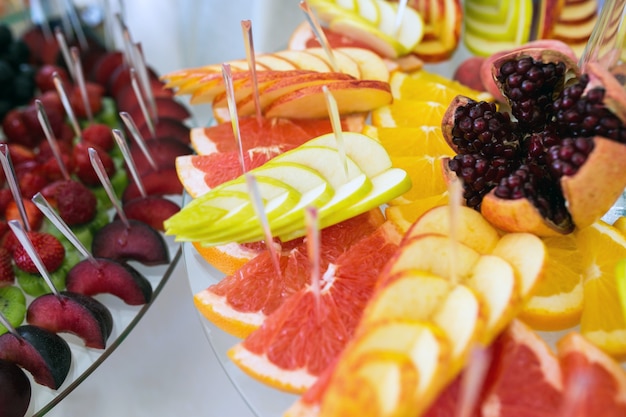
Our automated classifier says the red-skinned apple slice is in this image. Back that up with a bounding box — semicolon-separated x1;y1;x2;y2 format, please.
303;47;362;79
263;79;392;119
229;72;357;118
272;50;334;72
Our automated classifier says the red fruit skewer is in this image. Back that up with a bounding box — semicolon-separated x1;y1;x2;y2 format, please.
119;111;159;172
0;144;32;232
36;100;71;181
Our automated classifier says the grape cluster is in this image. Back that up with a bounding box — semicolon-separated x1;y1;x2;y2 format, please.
0;24;35;119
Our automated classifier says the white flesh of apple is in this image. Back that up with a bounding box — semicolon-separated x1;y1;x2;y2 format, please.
254;54;299;70
307;0;359;22
273;50;333;72
407;205;500;254
337;47;390;81
377;0;424;52
355;0;380;24
330;17;403;58
303;47;362;79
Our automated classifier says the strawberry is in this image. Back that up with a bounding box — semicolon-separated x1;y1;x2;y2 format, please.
0;247;14;286
54;180;97;225
82;123;114;151
5;199;44;231
72;142;116;186
13;231;65;274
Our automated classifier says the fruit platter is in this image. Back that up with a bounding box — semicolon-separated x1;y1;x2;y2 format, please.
0;4;194;417
165;0;626;416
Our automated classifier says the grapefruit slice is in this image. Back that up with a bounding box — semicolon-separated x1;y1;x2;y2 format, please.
193;209;385;338
228;220;402;393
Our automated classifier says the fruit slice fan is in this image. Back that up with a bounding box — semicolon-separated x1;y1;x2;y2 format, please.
167;1;626;416
0;11;193;417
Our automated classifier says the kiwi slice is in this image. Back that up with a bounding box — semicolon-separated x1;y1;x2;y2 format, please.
16;249;81;297
89;168;129;210
0;286;26;335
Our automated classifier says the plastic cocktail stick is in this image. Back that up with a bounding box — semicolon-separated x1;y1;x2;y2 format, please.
579;0;626;70
0;310;19;336
447;176;463;285
119;111;159;172
455;346;490;417
111;128;147;198
8;220;60;296
71;46;93;123
241;20;263;123
132;42;158;122
62;0;88;50
31;192;97;265
53;71;82;140
305;206;321;318
0;144;31;231
393;0;408;35
54;27;76;81
222;63;247;173
130;68;156;139
36;99;71;181
245;173;282;278
322;85;349;180
300;1;339;72
88;148;130;228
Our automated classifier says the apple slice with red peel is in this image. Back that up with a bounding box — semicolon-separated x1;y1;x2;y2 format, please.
122;168;184;202
91;219;170;266
231;72;357;118
120;196;181;231
303;48;362;79
272;50;334;72
27;292;113;349
264;79;392;119
0;324;71;389
66;258;153;305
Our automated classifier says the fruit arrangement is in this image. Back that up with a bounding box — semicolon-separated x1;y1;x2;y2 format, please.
0;11;193;416
166;1;626;416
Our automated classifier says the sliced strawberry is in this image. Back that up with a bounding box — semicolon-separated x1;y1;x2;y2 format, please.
13;231;65;274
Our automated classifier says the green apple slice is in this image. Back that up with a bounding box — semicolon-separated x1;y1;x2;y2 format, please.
307;0;360;22
322;168;411;226
330;17;407;58
207;163;335;243
304;131;393;177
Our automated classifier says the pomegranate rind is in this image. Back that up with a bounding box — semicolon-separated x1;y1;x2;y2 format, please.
440;95;472;154
585;61;626;125
480;40;579;103
562;137;626;229
481;191;572;236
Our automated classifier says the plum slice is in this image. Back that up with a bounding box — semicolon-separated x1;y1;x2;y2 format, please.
120;196;180;232
27;292;113;349
0;358;31;417
66;258;153;305
91;219;170;266
0;324;71;389
122;168;184;202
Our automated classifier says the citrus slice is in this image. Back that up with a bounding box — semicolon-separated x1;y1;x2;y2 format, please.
228;221;402;393
193;210;385;339
558;332;626;415
520;233;584;331
362;125;455;158
479;319;564;416
191;241;261;276
576;221;626;359
370;99;447;128
384;192;449;233
390;71;473;107
408;69;493;102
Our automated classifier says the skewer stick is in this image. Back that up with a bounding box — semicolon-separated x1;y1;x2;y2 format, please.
0;145;31;232
245;173;282;279
130;68;156;139
119;111;159;172
322;86;349;180
241;20;263;124
455;346;490;417
36;100;71;181
71;46;93;123
0;310;19;336
63;0;89;50
54;27;76;81
88;148;130;228
393;0;408;36
53;72;82;140
32;192;98;265
8;220;60;296
222;63;247;174
448;176;463;285
305;206;321;320
299;1;339;72
111;128;147;198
